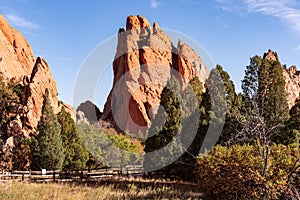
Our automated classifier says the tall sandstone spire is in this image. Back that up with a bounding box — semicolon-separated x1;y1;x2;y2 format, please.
101;15;209;134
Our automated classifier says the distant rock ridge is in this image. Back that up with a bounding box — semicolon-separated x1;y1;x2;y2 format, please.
101;15;209;134
76;100;102;124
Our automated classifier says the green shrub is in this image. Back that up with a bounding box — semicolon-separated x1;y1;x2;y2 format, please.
195;144;299;199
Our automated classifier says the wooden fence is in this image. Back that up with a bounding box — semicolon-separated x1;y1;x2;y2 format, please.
0;165;144;183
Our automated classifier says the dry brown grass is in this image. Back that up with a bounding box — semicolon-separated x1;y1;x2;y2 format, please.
0;178;203;200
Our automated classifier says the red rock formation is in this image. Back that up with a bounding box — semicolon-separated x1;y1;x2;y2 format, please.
61;102;76;122
0;14;35;79
177;40;209;87
283;65;300;108
102;15;209;134
22;57;59;132
0;14;61;138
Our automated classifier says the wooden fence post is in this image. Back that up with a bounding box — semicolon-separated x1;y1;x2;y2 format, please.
53;170;56;182
106;166;108;179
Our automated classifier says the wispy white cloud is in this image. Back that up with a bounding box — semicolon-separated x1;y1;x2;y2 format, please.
216;16;230;28
215;0;246;14
5;14;41;30
150;0;160;8
215;0;300;34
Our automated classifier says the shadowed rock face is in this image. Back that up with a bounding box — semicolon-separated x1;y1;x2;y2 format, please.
76;100;102;124
101;15;209;134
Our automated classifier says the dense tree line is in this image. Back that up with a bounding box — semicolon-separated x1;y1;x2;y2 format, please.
0;77;142;171
143;51;300;195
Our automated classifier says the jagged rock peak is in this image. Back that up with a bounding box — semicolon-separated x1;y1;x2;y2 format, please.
263;49;279;61
153;22;159;29
126;15;151;31
24;56;59;131
287;65;300;76
102;15;209;134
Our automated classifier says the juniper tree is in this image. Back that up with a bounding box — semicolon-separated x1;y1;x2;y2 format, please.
258;58;289;143
285;97;300;145
143;76;183;176
237;54;290;145
31;90;64;170
57;107;89;171
211;65;240;145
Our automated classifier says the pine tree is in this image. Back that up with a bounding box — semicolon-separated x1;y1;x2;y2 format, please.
258;58;289;143
57;107;89;171
212;65;241;145
242;55;262;101
31;90;65;170
285;97;300;145
0;76;19;134
170;77;210;180
143;76;183;175
238;53;290;145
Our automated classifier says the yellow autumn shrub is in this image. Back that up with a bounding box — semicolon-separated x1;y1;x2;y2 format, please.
195;143;299;199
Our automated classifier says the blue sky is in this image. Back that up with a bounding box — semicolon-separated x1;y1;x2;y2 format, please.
1;0;300;109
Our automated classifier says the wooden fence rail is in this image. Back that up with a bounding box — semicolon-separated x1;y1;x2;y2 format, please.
0;165;144;183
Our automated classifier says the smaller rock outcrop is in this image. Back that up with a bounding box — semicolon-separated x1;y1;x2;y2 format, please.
23;57;59;132
263;49;279;62
76;100;102;124
60;102;76;122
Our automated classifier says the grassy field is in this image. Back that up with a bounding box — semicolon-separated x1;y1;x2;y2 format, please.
0;178;203;200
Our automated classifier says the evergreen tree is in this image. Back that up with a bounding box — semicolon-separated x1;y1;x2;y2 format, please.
285;97;300;145
57;107;89;171
239;53;290;145
170;77;210;180
212;65;241;145
0;76;19;134
258;58;289;143
242;55;262;101
143;76;183;175
0;77;28;171
31;90;65;170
